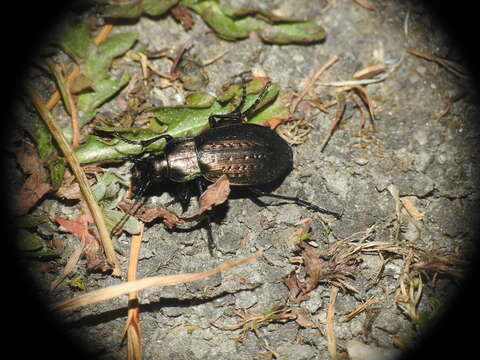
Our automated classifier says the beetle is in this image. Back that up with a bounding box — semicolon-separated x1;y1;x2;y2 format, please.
115;77;340;220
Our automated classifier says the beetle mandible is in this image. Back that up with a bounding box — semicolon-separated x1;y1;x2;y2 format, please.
115;77;340;218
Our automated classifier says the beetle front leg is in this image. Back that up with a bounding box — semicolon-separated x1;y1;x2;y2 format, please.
114;132;173;147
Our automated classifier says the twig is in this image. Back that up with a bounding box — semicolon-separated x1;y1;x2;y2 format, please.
26;86;122;276
65;79;80;148
290;55;339;114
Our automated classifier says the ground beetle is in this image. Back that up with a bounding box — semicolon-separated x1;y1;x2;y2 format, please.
115;77;340;224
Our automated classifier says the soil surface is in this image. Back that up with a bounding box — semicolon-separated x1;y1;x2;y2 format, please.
12;1;479;359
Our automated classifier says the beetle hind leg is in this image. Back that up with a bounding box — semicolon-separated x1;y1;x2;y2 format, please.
196;178;216;256
249;188;341;219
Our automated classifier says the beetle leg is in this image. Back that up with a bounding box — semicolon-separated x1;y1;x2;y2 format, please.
196;178;216;255
249;188;341;219
115;132;173;147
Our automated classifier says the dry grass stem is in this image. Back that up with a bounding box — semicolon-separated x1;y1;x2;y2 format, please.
52;250;263;312
320;93;346;152
26;86;122;276
290;55;339;113
353;0;377;11
327;286;339;360
320;52;406;87
122;223;144;360
408;49;468;78
203;49;229;66
341;296;380;322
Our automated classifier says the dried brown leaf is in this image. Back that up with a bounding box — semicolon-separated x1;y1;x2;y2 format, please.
15;142;44;174
400;196;424;221
16;173;51;216
292;307;320;329
282;273;310;304
171;4;194;30
56;215;109;272
181;175;231;220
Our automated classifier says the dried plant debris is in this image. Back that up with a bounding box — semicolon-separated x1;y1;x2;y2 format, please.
212;305;297;341
283;221;465;306
120;175;230;230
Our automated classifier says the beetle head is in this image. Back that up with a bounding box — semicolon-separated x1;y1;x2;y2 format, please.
131;155;168;198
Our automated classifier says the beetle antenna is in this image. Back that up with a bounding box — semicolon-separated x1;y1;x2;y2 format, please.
240;80;272;120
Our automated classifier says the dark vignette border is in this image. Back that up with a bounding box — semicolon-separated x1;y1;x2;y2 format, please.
1;1;478;359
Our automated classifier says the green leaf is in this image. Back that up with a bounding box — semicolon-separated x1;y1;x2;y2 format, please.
104;0;179;18
182;0;326;43
183;0;254;40
49;158;67;189
259;21;326;44
77;72;131;126
69;276;86;291
103;209;141;235
17;110;55;160
17;229;44;252
84;32;137;80
15;215;49;229
56;16;90;61
74;78;290;164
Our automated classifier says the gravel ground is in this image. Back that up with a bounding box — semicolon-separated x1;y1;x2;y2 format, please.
7;1;480;360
